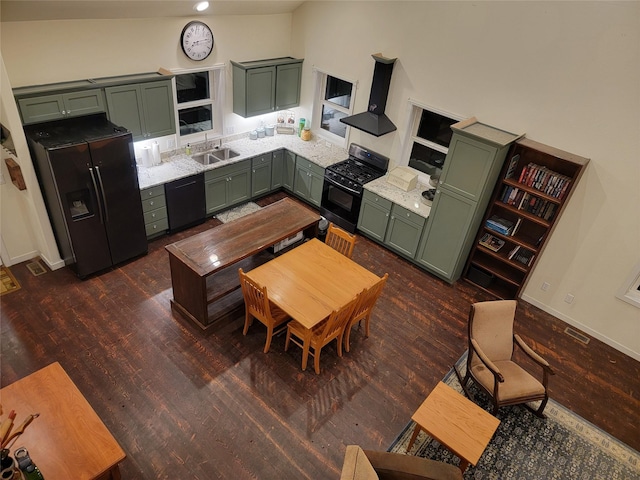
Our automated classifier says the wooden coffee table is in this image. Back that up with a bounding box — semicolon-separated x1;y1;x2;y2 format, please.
0;362;125;479
407;381;500;472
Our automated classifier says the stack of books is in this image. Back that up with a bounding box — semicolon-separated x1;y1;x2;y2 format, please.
486;216;515;236
479;233;505;252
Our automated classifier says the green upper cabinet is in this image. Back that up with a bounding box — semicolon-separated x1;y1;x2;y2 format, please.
231;57;303;118
105;80;175;140
17;89;106;125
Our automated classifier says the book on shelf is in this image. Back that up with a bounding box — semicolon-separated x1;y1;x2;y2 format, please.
505;154;520;179
513;247;535;266
479;233;505;252
507;245;520;260
511;217;522;236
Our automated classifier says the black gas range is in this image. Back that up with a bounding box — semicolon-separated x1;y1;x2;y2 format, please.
320;143;389;233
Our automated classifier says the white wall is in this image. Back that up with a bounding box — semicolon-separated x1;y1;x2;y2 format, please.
291;1;640;359
1;2;638;359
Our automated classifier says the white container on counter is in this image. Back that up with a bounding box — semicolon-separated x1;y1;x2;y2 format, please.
265;125;275;136
249;130;258;140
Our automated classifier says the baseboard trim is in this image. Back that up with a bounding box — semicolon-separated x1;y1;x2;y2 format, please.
520;293;640;362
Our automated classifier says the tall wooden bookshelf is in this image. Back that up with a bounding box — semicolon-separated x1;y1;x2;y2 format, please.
463;137;589;299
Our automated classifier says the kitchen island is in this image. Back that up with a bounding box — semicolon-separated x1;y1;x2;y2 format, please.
165;198;320;330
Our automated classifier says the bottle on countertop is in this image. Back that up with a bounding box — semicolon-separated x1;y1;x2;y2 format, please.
185;144;191;155
298;118;305;137
14;447;44;480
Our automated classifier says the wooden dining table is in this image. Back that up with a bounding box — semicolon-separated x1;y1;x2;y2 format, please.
245;238;381;330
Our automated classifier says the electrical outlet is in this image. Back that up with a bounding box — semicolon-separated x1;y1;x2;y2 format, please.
167;138;175;149
226;126;235;135
325;141;331;148
541;282;550;291
564;293;575;304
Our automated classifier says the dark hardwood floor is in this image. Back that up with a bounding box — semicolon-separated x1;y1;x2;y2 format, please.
1;192;638;479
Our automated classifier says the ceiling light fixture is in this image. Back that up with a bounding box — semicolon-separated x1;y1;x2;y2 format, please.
194;2;209;12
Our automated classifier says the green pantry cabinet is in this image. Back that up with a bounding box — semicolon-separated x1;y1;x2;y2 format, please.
231;57;303;117
417;118;522;282
358;117;521;283
14;73;176;141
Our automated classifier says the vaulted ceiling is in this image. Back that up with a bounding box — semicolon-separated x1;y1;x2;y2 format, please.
0;1;306;22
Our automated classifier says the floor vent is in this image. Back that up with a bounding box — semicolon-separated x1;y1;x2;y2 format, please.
564;327;590;345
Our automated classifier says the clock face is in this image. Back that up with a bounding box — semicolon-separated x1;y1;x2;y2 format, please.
180;21;214;61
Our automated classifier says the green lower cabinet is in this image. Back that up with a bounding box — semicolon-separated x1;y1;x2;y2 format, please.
293;156;324;208
205;160;251;215
415;187;477;282
384;204;426;258
271;150;284;190
357;191;391;242
282;150;296;191
251;153;272;197
140;185;168;238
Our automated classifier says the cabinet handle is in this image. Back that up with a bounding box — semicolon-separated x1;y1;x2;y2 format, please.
151;213;156;218
406;213;410;217
62;110;67;115
149;201;154;206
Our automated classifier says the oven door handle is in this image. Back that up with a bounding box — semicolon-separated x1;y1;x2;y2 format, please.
323;175;361;195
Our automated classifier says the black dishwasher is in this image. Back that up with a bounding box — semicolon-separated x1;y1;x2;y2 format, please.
164;173;206;232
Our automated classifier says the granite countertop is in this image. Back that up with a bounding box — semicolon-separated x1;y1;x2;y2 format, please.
136;134;347;190
364;174;434;218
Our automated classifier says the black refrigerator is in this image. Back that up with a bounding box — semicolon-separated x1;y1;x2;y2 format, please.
26;114;147;278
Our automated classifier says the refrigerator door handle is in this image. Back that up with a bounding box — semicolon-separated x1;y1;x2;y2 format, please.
94;166;110;223
89;167;105;224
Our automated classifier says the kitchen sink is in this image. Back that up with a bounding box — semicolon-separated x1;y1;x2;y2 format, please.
191;148;240;165
191;152;221;165
210;148;240;161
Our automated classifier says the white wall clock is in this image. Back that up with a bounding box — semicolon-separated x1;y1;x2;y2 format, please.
180;21;214;61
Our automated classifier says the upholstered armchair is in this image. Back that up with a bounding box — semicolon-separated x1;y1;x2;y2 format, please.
340;445;463;480
455;300;555;417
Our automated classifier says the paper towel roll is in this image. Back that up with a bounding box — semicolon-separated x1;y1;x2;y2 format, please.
151;142;161;166
141;146;153;167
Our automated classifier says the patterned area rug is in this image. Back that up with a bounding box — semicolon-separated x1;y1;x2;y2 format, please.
389;353;640;479
0;265;21;295
216;202;262;224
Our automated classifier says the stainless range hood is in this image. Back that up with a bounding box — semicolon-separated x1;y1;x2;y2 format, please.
340;53;397;137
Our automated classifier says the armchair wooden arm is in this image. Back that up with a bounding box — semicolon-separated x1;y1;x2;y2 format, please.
514;334;555;374
470;339;505;383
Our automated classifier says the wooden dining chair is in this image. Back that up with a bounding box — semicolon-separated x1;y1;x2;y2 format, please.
344;273;389;352
285;294;361;374
325;222;357;259
238;268;290;353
